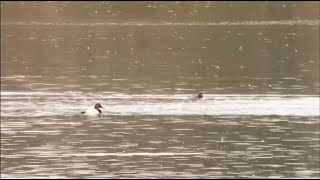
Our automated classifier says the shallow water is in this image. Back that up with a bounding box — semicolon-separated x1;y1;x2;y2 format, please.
1;1;320;179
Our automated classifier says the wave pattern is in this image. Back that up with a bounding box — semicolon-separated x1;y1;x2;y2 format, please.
1;20;319;26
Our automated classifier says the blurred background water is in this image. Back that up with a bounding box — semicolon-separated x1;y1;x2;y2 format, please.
1;1;319;178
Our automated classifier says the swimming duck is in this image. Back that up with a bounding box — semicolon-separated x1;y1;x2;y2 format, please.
81;103;104;116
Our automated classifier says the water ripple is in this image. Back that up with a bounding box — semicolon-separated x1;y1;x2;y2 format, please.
1;20;319;26
1;91;319;117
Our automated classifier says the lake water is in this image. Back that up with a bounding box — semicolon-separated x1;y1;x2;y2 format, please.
1;1;319;178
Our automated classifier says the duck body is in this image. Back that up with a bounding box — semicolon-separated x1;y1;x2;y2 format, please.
186;92;204;102
81;103;103;116
82;108;102;115
197;92;203;99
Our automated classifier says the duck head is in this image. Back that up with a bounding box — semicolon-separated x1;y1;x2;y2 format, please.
94;103;104;110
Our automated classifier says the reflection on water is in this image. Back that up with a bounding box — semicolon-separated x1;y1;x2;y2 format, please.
1;91;319;117
1;1;320;179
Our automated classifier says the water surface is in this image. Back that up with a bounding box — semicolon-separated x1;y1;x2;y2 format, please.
1;1;320;179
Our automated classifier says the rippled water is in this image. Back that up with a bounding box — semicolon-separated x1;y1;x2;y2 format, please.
1;113;320;178
2;19;319;26
1;91;319;117
1;1;320;179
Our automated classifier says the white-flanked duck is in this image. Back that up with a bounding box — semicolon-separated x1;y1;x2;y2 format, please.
81;103;104;116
